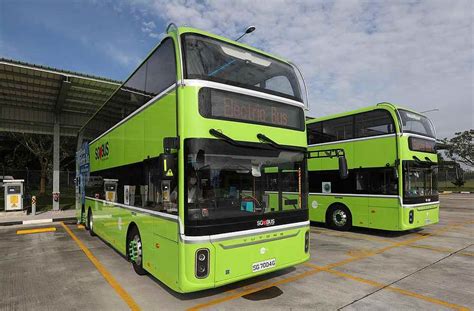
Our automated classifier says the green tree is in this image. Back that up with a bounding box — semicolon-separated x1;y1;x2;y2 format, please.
451;176;465;188
9;133;75;194
443;130;474;168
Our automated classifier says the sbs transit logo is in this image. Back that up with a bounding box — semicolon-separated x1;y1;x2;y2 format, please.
95;142;109;160
257;219;275;227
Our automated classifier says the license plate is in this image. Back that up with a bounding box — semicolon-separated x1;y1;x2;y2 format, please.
252;258;276;273
425;219;431;224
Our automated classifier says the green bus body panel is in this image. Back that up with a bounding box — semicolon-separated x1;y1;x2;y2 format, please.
178;226;309;292
307;104;439;231
309;194;439;231
89;91;177;171
308;135;397;171
85;198;180;290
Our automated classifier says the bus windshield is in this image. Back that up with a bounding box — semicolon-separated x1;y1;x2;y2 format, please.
398;109;435;138
185;139;306;222
403;161;438;203
183;34;302;101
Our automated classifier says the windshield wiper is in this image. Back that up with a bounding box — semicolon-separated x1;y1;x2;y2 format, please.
257;133;281;149
208;59;236;77
209;129;242;146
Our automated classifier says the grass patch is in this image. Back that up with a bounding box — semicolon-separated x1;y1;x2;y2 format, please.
439;179;474;192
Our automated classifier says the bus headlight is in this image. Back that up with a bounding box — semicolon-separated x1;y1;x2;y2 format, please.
305;231;310;253
409;210;414;224
195;248;209;278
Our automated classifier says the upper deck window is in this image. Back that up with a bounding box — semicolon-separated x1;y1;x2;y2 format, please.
307;109;395;145
355;110;395;137
80;38;176;141
398;109;435;138
183;34;302;101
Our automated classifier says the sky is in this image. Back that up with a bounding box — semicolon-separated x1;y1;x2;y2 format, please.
0;0;472;139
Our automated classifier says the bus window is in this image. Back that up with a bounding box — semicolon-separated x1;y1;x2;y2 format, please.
264;75;294;96
322;116;354;142
307;122;324;144
355;110;395;138
398;110;436;138
145;38;176;95
185;139;306;221
183;34;302;101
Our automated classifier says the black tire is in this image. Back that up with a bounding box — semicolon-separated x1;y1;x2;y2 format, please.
128;227;147;275
327;204;352;231
87;209;96;236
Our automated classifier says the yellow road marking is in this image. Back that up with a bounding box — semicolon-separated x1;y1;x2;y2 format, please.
188;221;472;310
313;228;474;257
60;222;140;311
16;227;57;235
311;228;394;244
307;264;469;311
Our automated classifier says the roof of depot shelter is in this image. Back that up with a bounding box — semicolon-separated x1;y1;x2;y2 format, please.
0;58;121;137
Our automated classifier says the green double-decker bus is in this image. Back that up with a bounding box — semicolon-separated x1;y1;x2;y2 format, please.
306;103;439;231
75;25;309;293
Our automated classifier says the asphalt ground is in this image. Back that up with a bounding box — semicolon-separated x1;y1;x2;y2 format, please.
0;194;472;310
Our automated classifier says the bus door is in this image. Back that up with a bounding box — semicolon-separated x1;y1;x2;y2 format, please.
367;169;399;230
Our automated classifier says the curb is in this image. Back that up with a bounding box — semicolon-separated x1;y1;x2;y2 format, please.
0;217;76;227
439;191;473;194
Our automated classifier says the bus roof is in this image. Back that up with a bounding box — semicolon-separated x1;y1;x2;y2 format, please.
176;26;291;65
78;26;294;135
306;102;423;124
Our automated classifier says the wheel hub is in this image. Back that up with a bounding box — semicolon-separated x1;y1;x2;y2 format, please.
333;209;347;227
129;236;142;265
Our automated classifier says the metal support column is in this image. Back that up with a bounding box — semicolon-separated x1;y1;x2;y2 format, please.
52;115;60;211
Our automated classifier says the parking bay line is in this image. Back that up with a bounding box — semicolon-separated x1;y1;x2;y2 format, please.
16;227;57;235
313;229;474;258
311;228;394;244
60;222;141;311
307;264;469;311
187;221;472;311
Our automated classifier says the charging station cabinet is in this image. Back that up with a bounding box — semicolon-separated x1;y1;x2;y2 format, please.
4;179;24;211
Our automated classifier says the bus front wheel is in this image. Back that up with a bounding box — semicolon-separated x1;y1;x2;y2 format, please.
128;227;147;275
327;204;352;231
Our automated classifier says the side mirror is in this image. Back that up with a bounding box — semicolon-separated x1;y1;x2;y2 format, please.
163;137;179;154
338;156;349;180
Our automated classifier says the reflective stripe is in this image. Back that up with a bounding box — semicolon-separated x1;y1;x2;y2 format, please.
183;79;304;108
309;193;398;199
218;231;300;249
307;133;396;148
181;220;309;244
85;196;178;222
402;201;440;208
401;133;436;141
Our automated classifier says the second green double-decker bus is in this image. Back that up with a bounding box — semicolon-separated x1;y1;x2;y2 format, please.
306;103;439;231
75;25;309;293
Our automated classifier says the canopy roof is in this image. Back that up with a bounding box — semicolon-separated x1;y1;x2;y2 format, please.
0;58;121;137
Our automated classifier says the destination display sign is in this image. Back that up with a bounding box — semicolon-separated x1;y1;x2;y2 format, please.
199;88;304;131
408;136;436;153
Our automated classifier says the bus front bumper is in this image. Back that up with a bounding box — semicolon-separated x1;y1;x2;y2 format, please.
400;203;439;230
